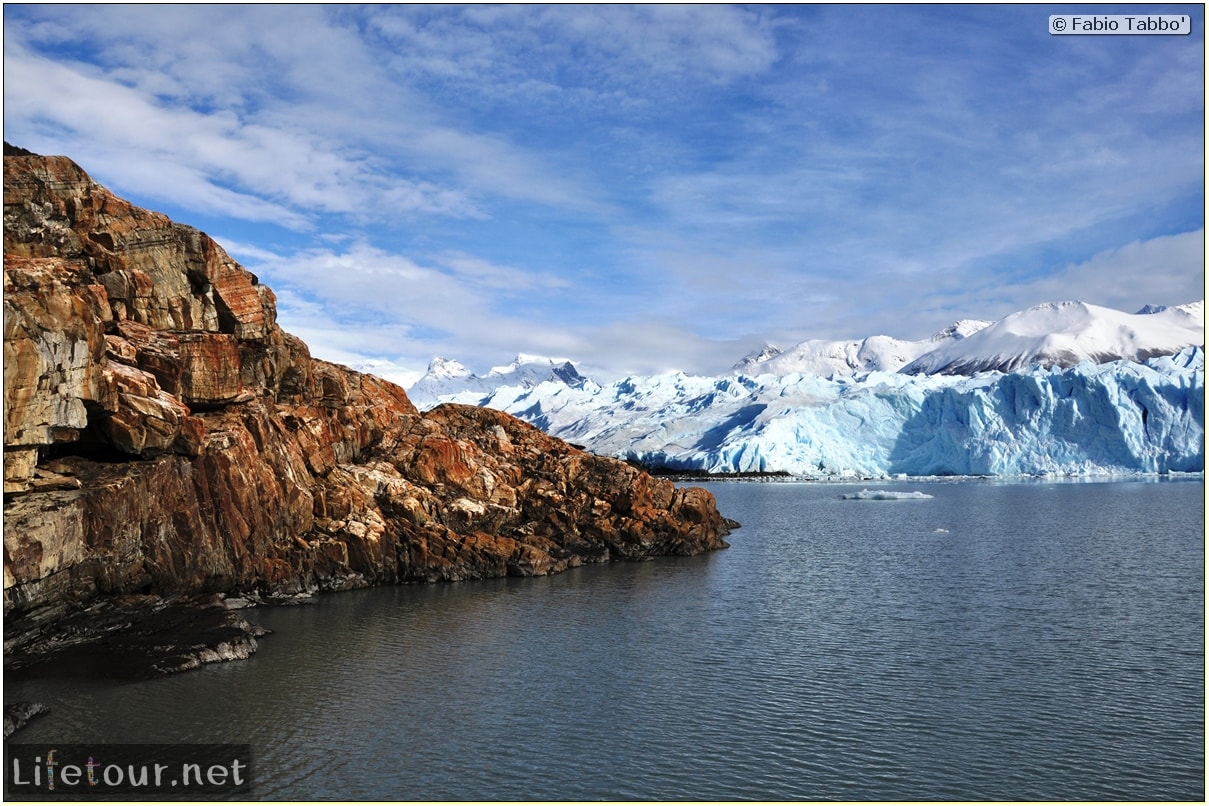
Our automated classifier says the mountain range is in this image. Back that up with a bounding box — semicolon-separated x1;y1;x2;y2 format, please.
406;354;587;408
415;299;1204;395
730;318;993;377
411;299;1206;478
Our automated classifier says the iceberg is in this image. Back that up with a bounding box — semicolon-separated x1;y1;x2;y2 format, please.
840;489;934;500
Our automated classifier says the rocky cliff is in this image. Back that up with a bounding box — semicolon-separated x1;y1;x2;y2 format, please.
2;146;731;673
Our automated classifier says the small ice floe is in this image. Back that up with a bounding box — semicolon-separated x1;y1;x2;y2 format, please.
839;489;934;500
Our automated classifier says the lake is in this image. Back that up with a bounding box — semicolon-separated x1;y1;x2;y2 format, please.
5;478;1204;800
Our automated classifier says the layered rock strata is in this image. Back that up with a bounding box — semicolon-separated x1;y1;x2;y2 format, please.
3;146;732;671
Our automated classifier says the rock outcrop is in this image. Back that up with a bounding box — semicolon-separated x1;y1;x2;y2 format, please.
3;146;732;671
3;701;48;739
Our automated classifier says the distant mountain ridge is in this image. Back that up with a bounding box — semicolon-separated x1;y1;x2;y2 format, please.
732;318;994;377
408;353;589;407
409;298;1204;478
441;346;1205;478
899;300;1204;375
413;299;1206;404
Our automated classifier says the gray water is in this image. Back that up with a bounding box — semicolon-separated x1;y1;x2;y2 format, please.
5;478;1205;800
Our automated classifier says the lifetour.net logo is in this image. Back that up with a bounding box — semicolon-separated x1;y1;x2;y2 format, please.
4;744;252;797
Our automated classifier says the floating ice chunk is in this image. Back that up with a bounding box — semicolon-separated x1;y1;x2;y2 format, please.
839;489;934;500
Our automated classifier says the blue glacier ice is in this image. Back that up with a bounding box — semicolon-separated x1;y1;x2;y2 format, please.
436;346;1204;478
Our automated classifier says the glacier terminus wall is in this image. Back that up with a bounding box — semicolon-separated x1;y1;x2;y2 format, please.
441;347;1205;478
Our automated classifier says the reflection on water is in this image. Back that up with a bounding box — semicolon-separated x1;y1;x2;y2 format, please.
6;478;1204;800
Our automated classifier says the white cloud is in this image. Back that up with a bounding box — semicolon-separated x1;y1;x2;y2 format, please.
240;242;589;371
438;252;572;292
1025;230;1206;313
5;5;1201;382
217;238;298;266
4;9;583;223
3;44;479;227
370;4;778;89
532;4;779;82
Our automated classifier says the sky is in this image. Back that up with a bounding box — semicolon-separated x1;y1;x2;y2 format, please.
3;4;1205;385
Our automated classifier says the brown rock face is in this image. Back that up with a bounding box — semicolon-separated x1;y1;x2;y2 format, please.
3;148;731;657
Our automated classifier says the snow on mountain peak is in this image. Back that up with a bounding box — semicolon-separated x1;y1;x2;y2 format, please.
900;299;1205;375
456;347;1205;478
408;354;589;408
1137;301;1204;321
401;297;1203;478
730;324;985;380
488;354;575;378
1172;299;1205;325
426;356;472;379
930;319;992;341
731;344;783;372
731;299;1202;381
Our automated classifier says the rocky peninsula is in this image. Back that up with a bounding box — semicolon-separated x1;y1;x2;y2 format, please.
2;145;733;685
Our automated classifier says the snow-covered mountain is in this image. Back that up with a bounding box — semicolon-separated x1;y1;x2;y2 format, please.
733;319;992;377
443;347;1205;478
900;300;1205;375
408;353;590;408
419;299;1204;478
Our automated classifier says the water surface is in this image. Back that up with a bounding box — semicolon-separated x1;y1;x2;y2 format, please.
6;478;1204;800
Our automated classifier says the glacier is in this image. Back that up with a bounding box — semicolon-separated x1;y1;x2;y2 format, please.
434;347;1205;479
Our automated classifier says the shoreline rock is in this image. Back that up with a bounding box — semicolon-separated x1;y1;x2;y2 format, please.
4;594;270;682
3;701;49;739
2;146;734;684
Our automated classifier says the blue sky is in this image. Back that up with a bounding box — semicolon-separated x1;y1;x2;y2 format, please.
4;4;1204;383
